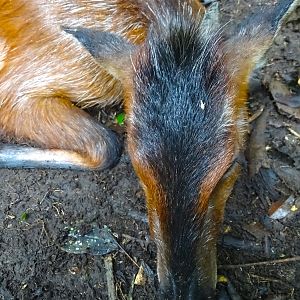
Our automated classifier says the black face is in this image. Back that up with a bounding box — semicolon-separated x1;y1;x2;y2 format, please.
129;12;234;300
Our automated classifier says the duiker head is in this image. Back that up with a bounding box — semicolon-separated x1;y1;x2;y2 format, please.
66;0;298;298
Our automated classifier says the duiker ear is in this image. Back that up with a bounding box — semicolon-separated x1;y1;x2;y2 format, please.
64;28;135;81
225;0;299;78
201;2;220;33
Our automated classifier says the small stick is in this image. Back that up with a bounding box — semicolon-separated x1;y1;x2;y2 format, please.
248;105;265;123
288;127;300;139
115;240;139;268
104;255;116;300
219;256;300;269
250;273;288;285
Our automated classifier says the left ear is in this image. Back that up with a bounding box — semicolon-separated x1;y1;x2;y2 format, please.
64;28;136;81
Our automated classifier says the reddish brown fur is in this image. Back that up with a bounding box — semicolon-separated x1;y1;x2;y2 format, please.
128;132;169;240
0;0;152;168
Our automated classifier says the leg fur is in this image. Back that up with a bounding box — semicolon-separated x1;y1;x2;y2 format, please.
0;96;121;169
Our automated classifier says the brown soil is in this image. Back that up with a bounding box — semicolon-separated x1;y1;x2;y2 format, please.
0;1;299;299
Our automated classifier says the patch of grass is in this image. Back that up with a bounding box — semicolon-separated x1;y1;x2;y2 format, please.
115;112;125;126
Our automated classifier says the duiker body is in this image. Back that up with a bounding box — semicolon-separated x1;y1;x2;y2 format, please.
0;0;298;299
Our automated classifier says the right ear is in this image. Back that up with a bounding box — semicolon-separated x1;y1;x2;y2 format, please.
201;2;220;34
64;28;136;81
224;0;299;77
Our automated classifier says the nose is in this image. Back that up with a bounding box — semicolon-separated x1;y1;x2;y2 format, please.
159;277;215;300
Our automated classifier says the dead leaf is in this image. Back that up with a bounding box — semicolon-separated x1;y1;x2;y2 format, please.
276;103;300;120
134;264;146;286
270;79;300;108
128;261;155;300
269;195;300;220
272;161;300;192
243;222;269;240
275;96;300;108
270;79;290;100
61;225;119;255
270;78;300;118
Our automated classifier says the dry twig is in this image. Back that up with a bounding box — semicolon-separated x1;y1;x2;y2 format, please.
104;255;116;300
219;256;300;269
249;105;265;123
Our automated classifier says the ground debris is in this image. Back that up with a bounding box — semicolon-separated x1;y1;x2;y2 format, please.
104;254;117;300
61;224;119;255
221;234;262;252
242;221;269;240
268;195;300;220
219;256;300;269
128;260;155;300
270;76;300;119
276;102;300;120
270;78;300;108
248;106;270;177
272;161;300;193
134;261;155;286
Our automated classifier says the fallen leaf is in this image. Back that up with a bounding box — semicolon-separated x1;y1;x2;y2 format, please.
276;103;300;120
272;161;300;192
128;261;155;300
270;79;291;100
291;205;298;212
270;79;300;108
243;222;269;240
248;107;269;176
223;225;232;234
270;78;300;118
134;265;146;286
61;225;119;255
268;195;300;220
20;212;28;222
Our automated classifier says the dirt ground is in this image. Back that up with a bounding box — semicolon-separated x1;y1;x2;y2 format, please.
0;1;299;299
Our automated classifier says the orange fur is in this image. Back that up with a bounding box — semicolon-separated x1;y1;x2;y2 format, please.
0;0;151;168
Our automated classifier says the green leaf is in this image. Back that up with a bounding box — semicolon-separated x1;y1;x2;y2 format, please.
115;112;125;126
20;212;28;222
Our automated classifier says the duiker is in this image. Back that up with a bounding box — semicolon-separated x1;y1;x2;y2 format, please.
0;0;297;298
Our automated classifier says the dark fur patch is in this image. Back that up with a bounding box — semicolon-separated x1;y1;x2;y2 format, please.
64;28;134;59
233;0;295;38
130;10;233;279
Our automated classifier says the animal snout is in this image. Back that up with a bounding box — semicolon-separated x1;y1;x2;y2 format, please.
159;275;215;300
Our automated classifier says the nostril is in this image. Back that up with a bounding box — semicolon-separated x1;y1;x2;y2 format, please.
159;277;216;300
189;279;218;300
